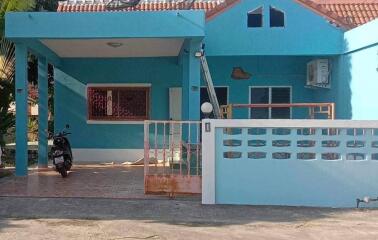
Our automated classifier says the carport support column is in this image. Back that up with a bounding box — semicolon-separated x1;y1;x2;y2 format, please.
38;57;48;168
15;43;29;176
182;39;201;121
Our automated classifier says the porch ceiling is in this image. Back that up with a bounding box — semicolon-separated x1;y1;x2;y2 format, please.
40;38;184;58
5;11;204;61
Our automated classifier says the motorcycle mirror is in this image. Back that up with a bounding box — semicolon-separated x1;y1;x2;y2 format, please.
65;124;70;129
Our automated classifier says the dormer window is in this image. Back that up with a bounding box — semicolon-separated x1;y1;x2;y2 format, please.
270;6;285;27
248;7;263;28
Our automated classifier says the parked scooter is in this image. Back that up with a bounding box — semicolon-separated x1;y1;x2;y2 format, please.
50;124;73;177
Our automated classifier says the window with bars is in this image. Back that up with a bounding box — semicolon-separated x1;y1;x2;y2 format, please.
87;86;150;121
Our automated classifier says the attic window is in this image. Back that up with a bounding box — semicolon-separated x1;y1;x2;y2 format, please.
270;6;285;27
248;7;263;28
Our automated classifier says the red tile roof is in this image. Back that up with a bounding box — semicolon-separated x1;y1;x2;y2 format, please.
57;0;378;28
57;0;240;20
313;0;378;27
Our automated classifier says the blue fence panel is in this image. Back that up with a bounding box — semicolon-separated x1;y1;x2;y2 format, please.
215;125;378;207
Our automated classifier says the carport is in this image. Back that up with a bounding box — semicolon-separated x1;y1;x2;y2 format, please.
5;10;205;176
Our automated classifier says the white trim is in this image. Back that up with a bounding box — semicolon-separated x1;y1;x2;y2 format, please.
248;86;292;119
72;148;144;163
248;6;263;14
86;120;144;125
203;119;378;129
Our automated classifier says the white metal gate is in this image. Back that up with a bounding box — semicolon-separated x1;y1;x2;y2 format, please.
144;120;202;195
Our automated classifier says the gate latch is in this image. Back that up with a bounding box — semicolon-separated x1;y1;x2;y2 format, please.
205;122;211;132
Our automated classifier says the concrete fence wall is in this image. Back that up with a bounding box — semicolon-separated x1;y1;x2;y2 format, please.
202;119;378;208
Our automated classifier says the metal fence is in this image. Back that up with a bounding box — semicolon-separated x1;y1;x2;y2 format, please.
144;120;202;195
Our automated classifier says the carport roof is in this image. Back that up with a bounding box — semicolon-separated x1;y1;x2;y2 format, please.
5;10;205;64
5;10;205;39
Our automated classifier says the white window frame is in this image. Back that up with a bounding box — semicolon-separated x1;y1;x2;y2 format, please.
248;86;292;119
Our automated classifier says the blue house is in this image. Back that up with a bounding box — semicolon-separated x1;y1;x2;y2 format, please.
5;0;378;177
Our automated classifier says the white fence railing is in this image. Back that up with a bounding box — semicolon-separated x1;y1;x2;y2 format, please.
202;119;378;206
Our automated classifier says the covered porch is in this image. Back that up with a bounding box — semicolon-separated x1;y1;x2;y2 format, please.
6;10;205;176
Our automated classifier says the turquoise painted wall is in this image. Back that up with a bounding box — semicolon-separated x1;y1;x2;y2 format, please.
343;19;378;120
346;45;378;119
55;56;322;149
312;56;353;119
55;57;182;149
205;0;344;56
314;20;378;120
207;56;318;119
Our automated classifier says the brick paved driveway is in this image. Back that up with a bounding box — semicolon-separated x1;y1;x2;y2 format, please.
0;165;159;199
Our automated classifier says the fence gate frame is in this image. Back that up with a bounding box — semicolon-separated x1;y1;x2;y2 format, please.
144;120;202;196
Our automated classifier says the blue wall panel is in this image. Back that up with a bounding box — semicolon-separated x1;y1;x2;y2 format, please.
205;0;344;56
206;56;318;118
314;20;378;120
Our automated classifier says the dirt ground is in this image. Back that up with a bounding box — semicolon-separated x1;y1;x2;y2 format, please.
1;197;378;240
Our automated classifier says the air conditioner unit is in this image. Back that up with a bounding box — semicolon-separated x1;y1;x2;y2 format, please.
306;59;330;88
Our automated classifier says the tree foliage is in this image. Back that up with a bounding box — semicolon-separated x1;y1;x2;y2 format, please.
0;0;36;37
0;0;37;146
35;0;59;12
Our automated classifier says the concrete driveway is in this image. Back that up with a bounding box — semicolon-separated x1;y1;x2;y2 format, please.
0;164;155;199
1;197;378;240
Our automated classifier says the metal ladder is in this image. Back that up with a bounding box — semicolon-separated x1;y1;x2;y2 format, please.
197;50;222;119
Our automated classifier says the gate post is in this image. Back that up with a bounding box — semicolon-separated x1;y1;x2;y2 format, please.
201;119;216;204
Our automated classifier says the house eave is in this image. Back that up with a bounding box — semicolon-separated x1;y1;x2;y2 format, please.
5;10;205;40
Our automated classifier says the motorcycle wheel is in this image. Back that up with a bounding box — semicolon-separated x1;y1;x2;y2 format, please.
59;168;68;178
66;162;72;171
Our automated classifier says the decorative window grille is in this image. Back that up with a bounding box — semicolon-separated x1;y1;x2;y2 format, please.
87;86;150;120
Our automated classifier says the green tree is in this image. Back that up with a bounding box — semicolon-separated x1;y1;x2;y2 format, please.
0;0;36;146
35;0;58;12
